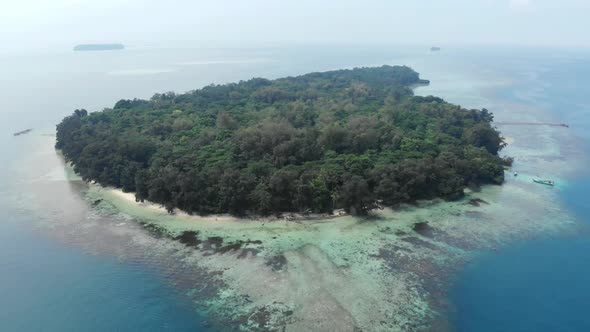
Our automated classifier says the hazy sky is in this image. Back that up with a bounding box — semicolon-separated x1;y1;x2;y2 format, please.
1;0;589;51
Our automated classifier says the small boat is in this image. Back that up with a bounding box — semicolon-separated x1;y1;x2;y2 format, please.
513;172;518;176
13;128;33;136
533;179;555;186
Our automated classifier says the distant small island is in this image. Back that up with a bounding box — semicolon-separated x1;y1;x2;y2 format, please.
73;44;125;51
56;66;507;216
430;47;441;52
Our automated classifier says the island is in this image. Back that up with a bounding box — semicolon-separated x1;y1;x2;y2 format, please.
73;43;125;51
430;47;441;51
56;65;507;216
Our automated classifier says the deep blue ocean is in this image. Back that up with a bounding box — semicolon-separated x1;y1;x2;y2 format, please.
0;222;205;331
0;45;588;331
451;57;590;332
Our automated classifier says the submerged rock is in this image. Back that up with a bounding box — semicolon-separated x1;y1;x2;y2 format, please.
175;231;201;247
413;221;435;238
265;254;288;271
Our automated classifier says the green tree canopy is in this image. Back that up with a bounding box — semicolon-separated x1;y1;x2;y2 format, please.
56;66;506;216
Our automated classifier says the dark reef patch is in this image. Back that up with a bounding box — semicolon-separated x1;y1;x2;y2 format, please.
175;230;202;247
201;236;224;252
137;221;167;239
402;236;439;250
467;198;489;207
395;230;408;236
238;302;294;332
265;254;288;271
237;248;261;259
465;210;486;219
174;231;263;256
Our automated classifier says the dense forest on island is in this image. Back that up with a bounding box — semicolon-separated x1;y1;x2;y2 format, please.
56;66;507;216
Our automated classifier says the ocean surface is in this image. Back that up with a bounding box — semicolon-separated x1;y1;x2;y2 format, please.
449;55;590;332
0;44;589;331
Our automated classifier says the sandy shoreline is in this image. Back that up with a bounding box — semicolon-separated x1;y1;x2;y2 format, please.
105;186;349;224
107;188;240;222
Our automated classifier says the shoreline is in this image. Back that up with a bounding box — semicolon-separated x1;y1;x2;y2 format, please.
51;57;585;331
86;169;578;331
104;186;350;223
